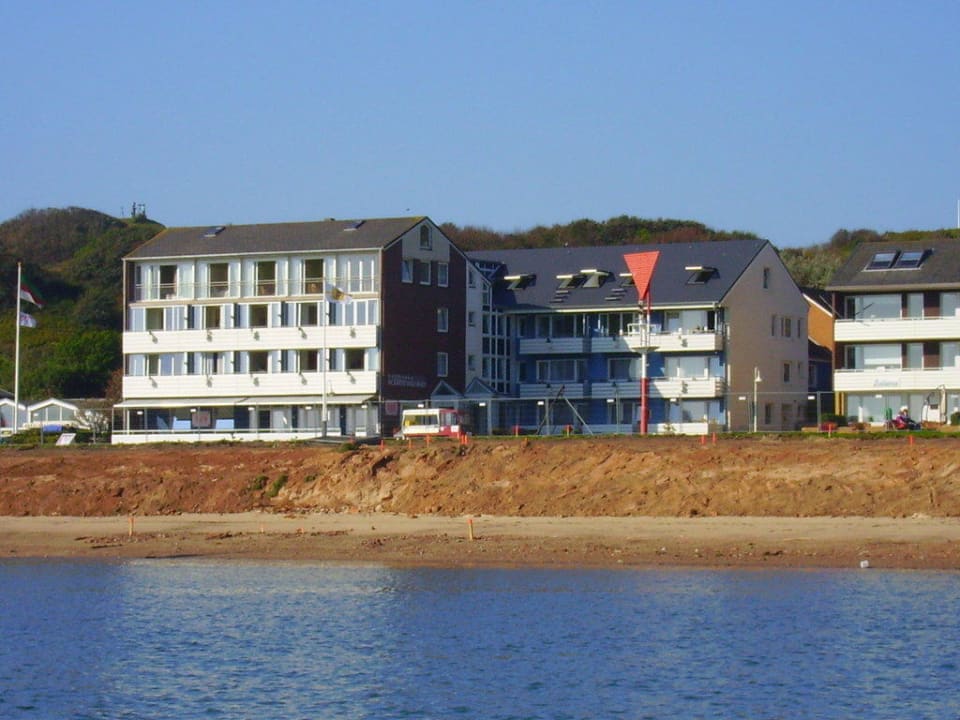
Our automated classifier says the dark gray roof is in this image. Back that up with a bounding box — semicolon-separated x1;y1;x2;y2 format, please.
468;239;768;311
126;217;425;260
826;238;960;291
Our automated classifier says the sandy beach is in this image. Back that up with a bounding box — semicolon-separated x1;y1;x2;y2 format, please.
4;512;960;569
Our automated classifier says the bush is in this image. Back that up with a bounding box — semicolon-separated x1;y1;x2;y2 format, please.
951;411;960;427
266;474;288;498
249;474;268;491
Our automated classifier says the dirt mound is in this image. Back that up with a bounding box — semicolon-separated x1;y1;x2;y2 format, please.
0;436;957;518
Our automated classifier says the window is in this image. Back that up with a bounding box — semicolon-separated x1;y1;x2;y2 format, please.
905;293;923;319
437;307;449;332
895;250;925;269
468;269;476;288
146;308;163;331
159;265;177;298
401;259;414;283
771;315;777;336
866;251;898;270
419;260;431;285
468;354;476;371
905;343;924;369
146;354;159;376
437;352;448;377
304;259;324;293
781;317;792;337
437;262;449;287
249;304;269;328
256;261;276;296
299;302;319;326
204;305;221;329
419;225;432;250
764;403;773;425
299;349;319;372
249;351;269;373
783;362;791;383
468;311;476;327
345;348;364;371
209;263;229;297
762;267;770;289
685;266;716;284
608;357;633;381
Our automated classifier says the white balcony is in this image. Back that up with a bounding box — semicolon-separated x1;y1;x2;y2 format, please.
123;370;378;400
124;326;377;354
623;326;724;353
132;278;379;302
834;366;960;393
517;383;586;399
517;337;588;355
835;315;960;342
650;376;726;399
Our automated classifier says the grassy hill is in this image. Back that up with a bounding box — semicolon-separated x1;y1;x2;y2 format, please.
0;208;164;400
2;206;958;401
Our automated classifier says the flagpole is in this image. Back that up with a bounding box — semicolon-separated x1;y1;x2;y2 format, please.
13;262;22;434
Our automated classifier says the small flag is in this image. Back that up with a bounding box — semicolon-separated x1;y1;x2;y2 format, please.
19;311;37;328
19;277;44;308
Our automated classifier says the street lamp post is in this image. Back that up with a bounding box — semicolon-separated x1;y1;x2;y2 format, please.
752;367;762;433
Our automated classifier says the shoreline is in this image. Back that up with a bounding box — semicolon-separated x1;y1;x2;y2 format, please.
3;513;960;570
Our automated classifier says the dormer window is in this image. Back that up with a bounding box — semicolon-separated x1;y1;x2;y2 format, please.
504;273;535;290
557;273;585;289
865;251;898;270
685;265;717;284
580;269;611;288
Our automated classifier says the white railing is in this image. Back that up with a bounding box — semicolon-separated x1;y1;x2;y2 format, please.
623;324;724;352
834;366;960;392
123;326;378;354
132;277;379;302
835;315;960;342
122;370;378;399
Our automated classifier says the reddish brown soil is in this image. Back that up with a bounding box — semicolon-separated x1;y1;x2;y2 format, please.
1;435;957;519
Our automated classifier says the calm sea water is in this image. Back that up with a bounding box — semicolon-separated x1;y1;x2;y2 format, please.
1;561;958;720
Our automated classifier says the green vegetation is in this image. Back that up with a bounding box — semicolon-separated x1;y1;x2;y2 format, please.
0;207;163;400
249;474;268;492
266;474;288;498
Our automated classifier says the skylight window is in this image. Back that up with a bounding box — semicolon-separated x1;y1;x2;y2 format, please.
894;250;926;269
203;226;225;238
865;251;898;270
504;273;535;290
684;265;717;284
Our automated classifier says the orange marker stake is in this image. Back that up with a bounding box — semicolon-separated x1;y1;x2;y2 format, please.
467;518;475;541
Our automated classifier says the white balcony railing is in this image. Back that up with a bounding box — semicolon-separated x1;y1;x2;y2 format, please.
834;366;960;392
123;326;378;354
122;370;378;400
623;324;724;353
132;277;379;302
835;315;960;342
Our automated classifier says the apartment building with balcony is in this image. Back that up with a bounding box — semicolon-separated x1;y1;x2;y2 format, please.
826;238;960;425
114;217;474;443
468;239;807;434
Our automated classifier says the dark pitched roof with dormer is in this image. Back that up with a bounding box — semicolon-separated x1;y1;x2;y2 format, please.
468;238;769;311
826;238;960;292
126;217;426;260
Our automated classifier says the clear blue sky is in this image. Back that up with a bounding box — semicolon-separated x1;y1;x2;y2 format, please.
2;0;958;248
